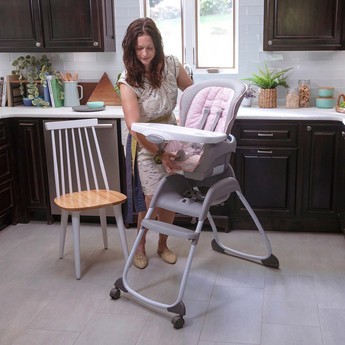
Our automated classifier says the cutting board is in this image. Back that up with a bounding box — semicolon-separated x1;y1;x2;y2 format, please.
87;72;121;105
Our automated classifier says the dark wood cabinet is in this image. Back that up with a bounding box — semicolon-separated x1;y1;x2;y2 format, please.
0;0;115;52
229;119;343;232
0;120;15;230
299;122;343;230
230;121;299;230
11;119;52;224
264;0;345;51
339;130;345;234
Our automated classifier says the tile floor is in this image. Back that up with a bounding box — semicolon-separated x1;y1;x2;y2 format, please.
1;221;345;345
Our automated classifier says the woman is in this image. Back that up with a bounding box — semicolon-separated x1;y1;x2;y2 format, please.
119;17;193;269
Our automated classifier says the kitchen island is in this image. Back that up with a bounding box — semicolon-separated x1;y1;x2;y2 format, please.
1;105;345;233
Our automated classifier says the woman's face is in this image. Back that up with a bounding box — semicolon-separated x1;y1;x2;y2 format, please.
135;34;156;70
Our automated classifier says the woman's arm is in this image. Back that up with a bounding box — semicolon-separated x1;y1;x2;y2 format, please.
120;83;161;155
177;62;193;91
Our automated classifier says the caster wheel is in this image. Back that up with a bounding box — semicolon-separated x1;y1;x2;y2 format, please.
109;287;121;300
171;315;184;329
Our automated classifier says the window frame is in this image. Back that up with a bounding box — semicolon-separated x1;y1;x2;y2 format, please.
142;0;239;74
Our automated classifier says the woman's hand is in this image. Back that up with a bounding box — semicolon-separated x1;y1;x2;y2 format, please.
161;151;178;174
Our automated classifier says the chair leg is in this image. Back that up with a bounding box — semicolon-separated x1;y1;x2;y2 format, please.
59;210;68;259
71;212;81;280
99;208;108;249
112;205;129;259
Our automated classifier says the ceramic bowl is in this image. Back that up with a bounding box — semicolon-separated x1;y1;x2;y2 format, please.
87;101;105;108
316;97;335;109
318;87;334;98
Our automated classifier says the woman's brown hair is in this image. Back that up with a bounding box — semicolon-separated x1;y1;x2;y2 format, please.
122;17;165;88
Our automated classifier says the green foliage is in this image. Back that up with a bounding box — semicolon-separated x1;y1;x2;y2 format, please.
114;73;121;96
244;64;293;89
200;0;232;16
11;55;61;107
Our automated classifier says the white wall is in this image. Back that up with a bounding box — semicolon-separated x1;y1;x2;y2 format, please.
1;0;345;105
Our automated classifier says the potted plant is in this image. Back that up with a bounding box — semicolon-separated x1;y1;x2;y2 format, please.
241;84;256;107
244;64;292;108
11;55;62;107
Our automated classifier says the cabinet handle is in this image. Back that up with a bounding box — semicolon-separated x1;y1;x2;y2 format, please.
258;133;273;137
36;42;41;47
268;40;272;46
307;126;312;132
95;124;113;129
257;150;273;154
93;41;99;47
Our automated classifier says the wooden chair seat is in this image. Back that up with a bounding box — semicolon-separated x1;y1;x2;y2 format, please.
54;190;127;211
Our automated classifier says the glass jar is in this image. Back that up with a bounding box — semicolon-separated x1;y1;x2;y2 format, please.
298;80;310;108
286;87;299;109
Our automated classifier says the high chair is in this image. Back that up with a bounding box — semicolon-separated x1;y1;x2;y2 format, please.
110;80;279;328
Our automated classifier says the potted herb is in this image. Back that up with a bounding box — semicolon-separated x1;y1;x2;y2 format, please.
244;64;292;108
11;55;61;107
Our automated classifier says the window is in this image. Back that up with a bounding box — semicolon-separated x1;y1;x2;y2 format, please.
143;0;237;73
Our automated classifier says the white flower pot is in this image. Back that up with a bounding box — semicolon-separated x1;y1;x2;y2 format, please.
241;97;252;107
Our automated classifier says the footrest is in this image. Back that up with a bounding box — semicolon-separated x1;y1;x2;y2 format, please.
141;219;199;240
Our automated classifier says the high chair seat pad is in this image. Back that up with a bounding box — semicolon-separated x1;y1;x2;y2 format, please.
132;123;226;144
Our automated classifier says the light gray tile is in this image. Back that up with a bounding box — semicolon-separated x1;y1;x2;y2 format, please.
74;312;146;345
314;273;345;309
12;329;79;345
28;284;108;331
267;232;314;276
263;272;319;326
200;286;263;344
2;221;345;345
0;286;52;345
261;323;322;345
319;308;345;345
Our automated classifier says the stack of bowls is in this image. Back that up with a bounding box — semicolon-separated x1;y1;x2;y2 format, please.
316;87;335;108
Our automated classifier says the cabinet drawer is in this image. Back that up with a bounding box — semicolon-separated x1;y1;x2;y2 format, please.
233;121;298;146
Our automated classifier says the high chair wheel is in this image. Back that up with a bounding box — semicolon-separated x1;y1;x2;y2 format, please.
171;315;185;329
109;287;121;300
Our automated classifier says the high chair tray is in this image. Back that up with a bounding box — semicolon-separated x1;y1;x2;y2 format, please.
132;123;226;143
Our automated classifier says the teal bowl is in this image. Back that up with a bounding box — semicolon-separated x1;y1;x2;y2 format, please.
318;87;334;98
87;101;104;108
316;97;335;109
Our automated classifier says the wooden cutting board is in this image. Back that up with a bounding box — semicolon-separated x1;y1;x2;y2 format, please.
87;72;121;105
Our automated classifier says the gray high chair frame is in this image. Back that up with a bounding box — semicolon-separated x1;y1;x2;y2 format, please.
110;80;279;328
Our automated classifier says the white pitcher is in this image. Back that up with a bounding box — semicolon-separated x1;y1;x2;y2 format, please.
64;81;83;107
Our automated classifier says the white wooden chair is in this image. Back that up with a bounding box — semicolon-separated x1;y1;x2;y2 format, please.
45;118;129;279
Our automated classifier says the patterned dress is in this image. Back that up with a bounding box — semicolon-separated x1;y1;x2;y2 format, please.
119;55;180;196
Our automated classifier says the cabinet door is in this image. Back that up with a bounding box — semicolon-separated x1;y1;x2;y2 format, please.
0;0;115;52
40;0;113;52
300;123;342;219
14;119;51;223
0;0;44;51
264;0;344;51
0;120;14;230
339;130;345;234
234;147;297;216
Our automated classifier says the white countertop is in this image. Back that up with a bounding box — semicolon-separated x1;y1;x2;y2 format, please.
1;105;345;125
0;106;125;119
